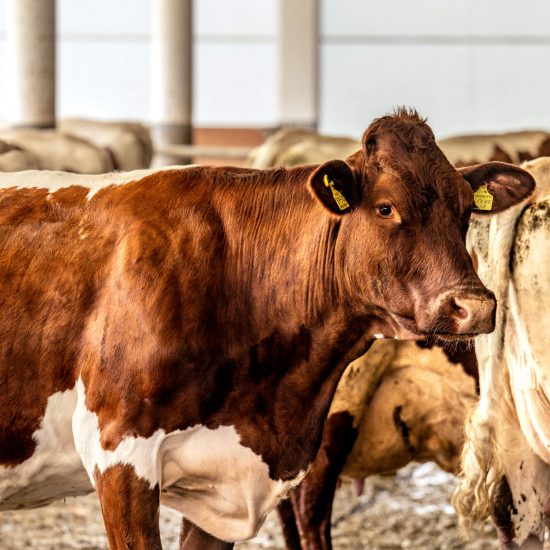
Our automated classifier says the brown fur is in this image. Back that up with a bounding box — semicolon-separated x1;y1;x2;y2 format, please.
94;465;162;550
0;110;534;548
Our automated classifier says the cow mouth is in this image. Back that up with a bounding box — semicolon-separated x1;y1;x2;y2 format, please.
389;313;477;343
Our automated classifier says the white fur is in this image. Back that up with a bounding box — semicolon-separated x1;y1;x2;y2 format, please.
72;377;306;542
373;333;384;339
455;158;550;544
0;386;92;510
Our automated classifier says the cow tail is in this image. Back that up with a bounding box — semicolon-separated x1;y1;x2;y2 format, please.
452;403;503;533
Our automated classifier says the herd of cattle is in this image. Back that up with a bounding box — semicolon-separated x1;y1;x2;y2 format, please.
0;111;548;550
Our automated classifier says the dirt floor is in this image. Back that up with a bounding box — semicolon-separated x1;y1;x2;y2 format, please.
0;463;502;550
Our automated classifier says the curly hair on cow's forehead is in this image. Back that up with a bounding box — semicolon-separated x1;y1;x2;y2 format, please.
362;107;435;153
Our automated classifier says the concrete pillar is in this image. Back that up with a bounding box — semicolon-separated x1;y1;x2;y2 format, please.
5;0;56;128
151;0;193;166
278;0;319;129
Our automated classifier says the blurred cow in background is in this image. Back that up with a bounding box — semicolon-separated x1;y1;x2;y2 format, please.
277;340;477;550
59;119;153;170
454;157;550;550
0;129;114;173
0;120;152;174
0;140;39;172
248;128;550;170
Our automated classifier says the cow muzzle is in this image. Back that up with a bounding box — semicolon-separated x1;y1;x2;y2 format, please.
419;288;496;338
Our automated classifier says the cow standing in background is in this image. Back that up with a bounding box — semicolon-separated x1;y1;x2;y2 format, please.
277;340;478;550
0;129;114;173
0;139;40;172
454;157;550;550
248;128;550;170
0;110;534;550
59;119;153;170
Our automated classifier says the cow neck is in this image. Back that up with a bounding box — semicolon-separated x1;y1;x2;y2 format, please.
216;164;368;336
199;165;381;478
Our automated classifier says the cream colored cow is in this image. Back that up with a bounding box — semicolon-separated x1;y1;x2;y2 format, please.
248;128;550;169
0;129;114;173
454;157;550;549
59;119;153;170
0;140;39;172
279;338;478;550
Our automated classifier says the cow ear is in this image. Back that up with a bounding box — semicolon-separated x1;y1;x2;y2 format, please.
459;161;535;214
307;160;359;216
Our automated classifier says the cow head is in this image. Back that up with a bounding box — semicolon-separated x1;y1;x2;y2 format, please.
307;109;535;341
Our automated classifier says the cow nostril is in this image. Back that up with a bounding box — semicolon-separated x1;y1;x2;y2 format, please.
450;298;469;320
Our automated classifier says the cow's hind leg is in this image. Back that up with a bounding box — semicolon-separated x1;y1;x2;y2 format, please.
179;518;234;549
94;464;162;550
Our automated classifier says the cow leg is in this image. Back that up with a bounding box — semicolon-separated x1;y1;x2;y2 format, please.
72;380;164;549
276;497;302;550
94;464;162;550
291;411;358;550
179;518;234;550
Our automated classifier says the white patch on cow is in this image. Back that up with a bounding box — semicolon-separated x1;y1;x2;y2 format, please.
160;426;306;542
0;386;92;510
0;165;193;200
72;377;306;542
373;333;384;339
72;378;165;488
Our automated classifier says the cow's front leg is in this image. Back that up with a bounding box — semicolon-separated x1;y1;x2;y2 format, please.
179;518;234;550
291;411;359;550
95;464;162;550
72;378;164;549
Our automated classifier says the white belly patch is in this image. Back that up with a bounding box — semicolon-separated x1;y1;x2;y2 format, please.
2;379;306;543
0;387;92;510
160;425;306;542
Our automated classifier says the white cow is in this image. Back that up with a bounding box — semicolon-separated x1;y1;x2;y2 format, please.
0;129;114;173
454;156;550;549
59;119;153;170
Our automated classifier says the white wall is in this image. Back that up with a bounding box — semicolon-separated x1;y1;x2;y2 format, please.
1;0;550;136
0;0;278;126
319;0;550;138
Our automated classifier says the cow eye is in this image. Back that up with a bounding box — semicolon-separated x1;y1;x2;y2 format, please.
378;204;393;217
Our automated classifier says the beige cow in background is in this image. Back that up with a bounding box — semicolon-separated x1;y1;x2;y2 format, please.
0;140;40;172
248;128;550;169
0;129;114;173
59;119;153;170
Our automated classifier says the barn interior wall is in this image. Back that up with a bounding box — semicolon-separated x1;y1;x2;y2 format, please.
0;0;549;137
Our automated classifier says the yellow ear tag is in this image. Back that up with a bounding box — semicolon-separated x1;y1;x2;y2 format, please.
473;184;494;211
323;174;350;211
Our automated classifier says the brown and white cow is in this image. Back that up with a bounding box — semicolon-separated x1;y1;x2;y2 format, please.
277;339;478;550
248;128;550;170
0;110;534;549
454;156;550;550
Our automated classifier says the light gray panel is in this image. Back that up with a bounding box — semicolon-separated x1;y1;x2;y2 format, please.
196;0;277;39
319;43;550;138
58;0;150;37
194;43;277;126
321;0;550;38
58;39;150;121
